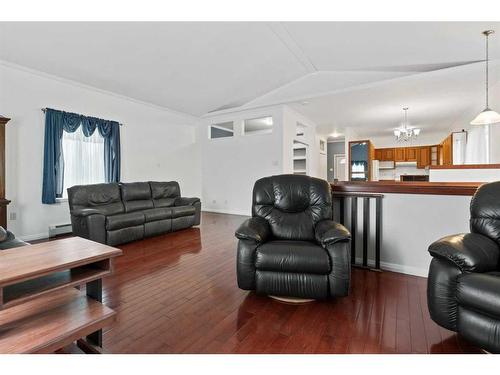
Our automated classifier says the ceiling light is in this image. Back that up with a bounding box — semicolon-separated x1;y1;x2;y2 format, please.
394;107;421;142
301;101;309;106
471;30;500;125
329;132;342;138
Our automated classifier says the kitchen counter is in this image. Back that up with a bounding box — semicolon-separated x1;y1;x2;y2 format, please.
331;181;481;196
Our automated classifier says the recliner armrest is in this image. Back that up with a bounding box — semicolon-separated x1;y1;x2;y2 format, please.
315;220;351;247
428;233;500;272
235;217;271;244
175;197;201;206
71;208;105;217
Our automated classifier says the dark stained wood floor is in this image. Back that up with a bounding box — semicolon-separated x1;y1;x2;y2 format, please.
59;212;482;353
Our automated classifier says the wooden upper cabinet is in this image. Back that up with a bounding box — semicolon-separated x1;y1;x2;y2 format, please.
441;135;453;166
374;148;395;161
417;146;431;169
382;148;394;161
394;147;405;162
405;147;418;162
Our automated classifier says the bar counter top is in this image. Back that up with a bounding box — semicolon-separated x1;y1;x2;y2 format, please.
331;181;482;196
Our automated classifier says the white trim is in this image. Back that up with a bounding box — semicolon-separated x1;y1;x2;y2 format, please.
354;257;428;277
19;232;50;241
202;208;249;216
0;59;200;123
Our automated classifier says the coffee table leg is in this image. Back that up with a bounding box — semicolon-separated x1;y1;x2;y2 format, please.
86;279;103;347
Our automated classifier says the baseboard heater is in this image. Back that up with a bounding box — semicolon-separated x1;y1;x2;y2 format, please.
48;223;73;238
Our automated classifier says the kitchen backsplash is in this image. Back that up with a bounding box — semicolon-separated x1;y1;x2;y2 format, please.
379;165;429;181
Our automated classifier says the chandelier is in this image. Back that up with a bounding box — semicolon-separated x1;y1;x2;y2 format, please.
470;30;500;125
394;107;420;142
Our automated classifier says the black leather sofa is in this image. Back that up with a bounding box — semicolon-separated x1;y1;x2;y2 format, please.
68;181;201;246
0;226;29;250
427;181;500;353
235;174;351;300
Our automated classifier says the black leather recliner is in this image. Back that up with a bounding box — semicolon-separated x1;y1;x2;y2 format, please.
235;174;351;300
428;181;500;353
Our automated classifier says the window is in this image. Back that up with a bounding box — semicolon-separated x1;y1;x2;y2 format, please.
209;121;234;139
243;116;273;135
61;127;105;198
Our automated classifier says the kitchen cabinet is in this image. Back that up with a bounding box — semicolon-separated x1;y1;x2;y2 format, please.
382;148;394;161
405;147;418;162
374;148;395;161
417;146;431;169
441;134;453;166
394;148;406;162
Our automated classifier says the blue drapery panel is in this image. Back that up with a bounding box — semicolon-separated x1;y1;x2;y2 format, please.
42;108;121;204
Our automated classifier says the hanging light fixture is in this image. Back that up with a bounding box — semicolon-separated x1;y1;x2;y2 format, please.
471;30;500;125
394;107;420;142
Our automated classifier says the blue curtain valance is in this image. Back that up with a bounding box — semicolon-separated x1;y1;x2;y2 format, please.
42;108;121;204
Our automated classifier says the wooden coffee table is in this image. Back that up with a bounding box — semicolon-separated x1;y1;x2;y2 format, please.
0;237;122;353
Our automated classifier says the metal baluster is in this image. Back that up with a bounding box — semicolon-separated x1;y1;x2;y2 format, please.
363;197;369;267
350;196;357;265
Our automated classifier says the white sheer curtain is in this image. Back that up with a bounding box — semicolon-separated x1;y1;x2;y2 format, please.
465;125;490;164
62;126;105;198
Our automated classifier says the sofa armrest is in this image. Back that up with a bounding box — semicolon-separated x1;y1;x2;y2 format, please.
235;217;271;244
71;208;105;217
175;197;201;206
428;233;500;273
315;220;351;247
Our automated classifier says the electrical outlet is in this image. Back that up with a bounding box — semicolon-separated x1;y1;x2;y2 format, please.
9;212;17;220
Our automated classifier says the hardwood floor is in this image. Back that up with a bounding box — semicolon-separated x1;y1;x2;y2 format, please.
54;212;481;353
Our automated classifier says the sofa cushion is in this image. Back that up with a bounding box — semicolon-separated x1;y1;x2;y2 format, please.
255;240;331;274
106;212;145;231
143;208;173;222
68;183;124;216
457;272;500;319
0;226;7;242
120;182;154;212
150;181;180;208
172;205;196;219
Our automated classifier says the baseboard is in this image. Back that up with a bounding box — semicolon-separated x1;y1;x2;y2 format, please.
202;208;250;217
354;256;428;277
19;232;50;241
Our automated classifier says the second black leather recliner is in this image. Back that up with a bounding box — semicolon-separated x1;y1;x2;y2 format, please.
427;181;500;353
235;174;351;300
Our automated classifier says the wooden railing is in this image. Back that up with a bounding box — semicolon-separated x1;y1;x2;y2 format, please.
332;192;383;271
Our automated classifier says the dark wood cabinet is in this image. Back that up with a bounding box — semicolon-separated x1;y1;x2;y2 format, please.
417;146;431;169
374;149;382;161
394;148;405;162
405;147;418;162
382;148;394;161
441;134;453;166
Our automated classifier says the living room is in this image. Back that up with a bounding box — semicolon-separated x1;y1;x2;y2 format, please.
1;0;500;373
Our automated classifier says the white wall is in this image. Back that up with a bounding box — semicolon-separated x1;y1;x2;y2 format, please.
201;106;284;216
0;62;201;240
345;192;470;276
430;168;500;182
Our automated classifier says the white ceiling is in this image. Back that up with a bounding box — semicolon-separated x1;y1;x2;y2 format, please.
1;22;499;136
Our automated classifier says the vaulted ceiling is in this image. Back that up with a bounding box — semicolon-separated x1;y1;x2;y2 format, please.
1;22;499;136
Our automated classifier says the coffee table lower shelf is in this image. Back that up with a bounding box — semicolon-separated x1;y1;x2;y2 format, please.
0;288;116;354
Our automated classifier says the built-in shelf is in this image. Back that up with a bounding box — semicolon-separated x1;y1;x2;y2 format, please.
293;156;306;161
